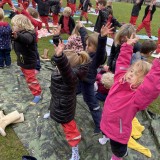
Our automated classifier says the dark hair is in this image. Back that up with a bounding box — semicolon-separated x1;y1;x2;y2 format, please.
107;7;113;15
140;40;157;54
98;0;107;6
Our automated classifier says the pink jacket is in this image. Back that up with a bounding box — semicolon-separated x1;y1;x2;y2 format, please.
100;43;160;144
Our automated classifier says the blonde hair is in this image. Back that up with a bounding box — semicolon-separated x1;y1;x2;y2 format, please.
0;8;4;21
11;14;34;31
125;60;151;87
101;72;114;89
114;23;136;46
63;50;90;67
63;7;71;16
27;7;39;19
86;32;99;50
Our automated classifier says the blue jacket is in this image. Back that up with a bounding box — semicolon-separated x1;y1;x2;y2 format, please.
0;22;11;50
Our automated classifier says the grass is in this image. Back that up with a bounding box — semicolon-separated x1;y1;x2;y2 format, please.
1;1;160;159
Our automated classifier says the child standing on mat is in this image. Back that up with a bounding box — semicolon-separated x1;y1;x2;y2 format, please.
77;22;113;134
11;14;42;105
136;0;156;38
0;8;12;68
100;34;160;160
49;40;90;160
129;0;144;26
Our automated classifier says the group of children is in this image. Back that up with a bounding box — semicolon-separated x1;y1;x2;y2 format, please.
0;0;160;160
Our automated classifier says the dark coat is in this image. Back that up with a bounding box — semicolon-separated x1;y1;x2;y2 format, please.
108;42;141;73
50;0;61;14
94;7;109;33
142;4;156;21
12;30;37;69
67;0;76;3
79;27;107;84
59;15;75;35
49;53;89;123
80;0;92;12
34;0;59;16
131;0;144;17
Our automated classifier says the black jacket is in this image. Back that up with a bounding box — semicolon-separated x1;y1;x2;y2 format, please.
94;7;109;33
131;0;144;17
59;15;75;35
50;0;61;14
34;0;59;16
80;0;92;12
49;53;89;123
142;4;156;21
12;30;37;69
108;42;141;73
79;27;107;84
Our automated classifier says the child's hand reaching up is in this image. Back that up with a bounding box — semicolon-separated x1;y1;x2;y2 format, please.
126;34;139;46
52;24;61;36
54;40;65;57
100;23;114;37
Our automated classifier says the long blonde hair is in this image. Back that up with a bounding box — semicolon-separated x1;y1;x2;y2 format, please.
125;60;151;88
11;14;34;31
114;23;136;46
63;50;90;67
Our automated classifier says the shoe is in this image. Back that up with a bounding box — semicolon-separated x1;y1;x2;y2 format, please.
149;36;152;39
22;155;37;160
30;95;41;105
92;128;101;136
43;112;50;119
111;154;123;160
99;135;109;145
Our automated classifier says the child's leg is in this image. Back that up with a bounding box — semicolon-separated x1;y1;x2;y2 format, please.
61;120;81;160
144;22;151;38
110;139;128;160
35;44;41;72
136;22;145;33
0;50;5;68
40;16;50;32
83;11;88;23
129;16;138;26
4;49;11;67
80;82;102;134
21;68;42;104
52;13;59;25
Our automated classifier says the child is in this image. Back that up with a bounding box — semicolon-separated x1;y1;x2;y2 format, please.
106;7;122;38
49;41;90;160
108;23;141;73
100;34;160;160
95;67;114;101
94;0;109;33
59;7;75;35
0;8;12;68
79;0;92;24
67;0;76;16
77;22;113;134
136;0;156;38
11;14;42;105
129;0;145;26
50;0;61;26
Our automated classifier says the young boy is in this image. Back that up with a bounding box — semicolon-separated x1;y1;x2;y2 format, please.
59;7;75;35
94;0;109;33
136;0;156;38
129;0;145;26
0;8;12;68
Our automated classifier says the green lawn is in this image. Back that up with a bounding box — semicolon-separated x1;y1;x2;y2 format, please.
1;1;160;159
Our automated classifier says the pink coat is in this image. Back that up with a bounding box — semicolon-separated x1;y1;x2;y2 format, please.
100;43;160;144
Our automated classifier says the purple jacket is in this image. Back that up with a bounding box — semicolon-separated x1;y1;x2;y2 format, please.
100;43;160;144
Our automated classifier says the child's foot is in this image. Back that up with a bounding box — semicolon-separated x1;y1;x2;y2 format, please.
111;154;123;160
43;112;50;119
30;95;41;105
99;135;109;145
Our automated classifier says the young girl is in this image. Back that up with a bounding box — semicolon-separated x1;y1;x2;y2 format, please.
11;14;42;105
108;23;141;73
59;7;75;35
0;8;12;68
136;0;156;38
49;41;90;160
100;34;160;160
77;22;113;134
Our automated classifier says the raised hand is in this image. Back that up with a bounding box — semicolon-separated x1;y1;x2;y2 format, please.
52;24;61;36
54;39;65;57
126;34;139;46
100;23;114;37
